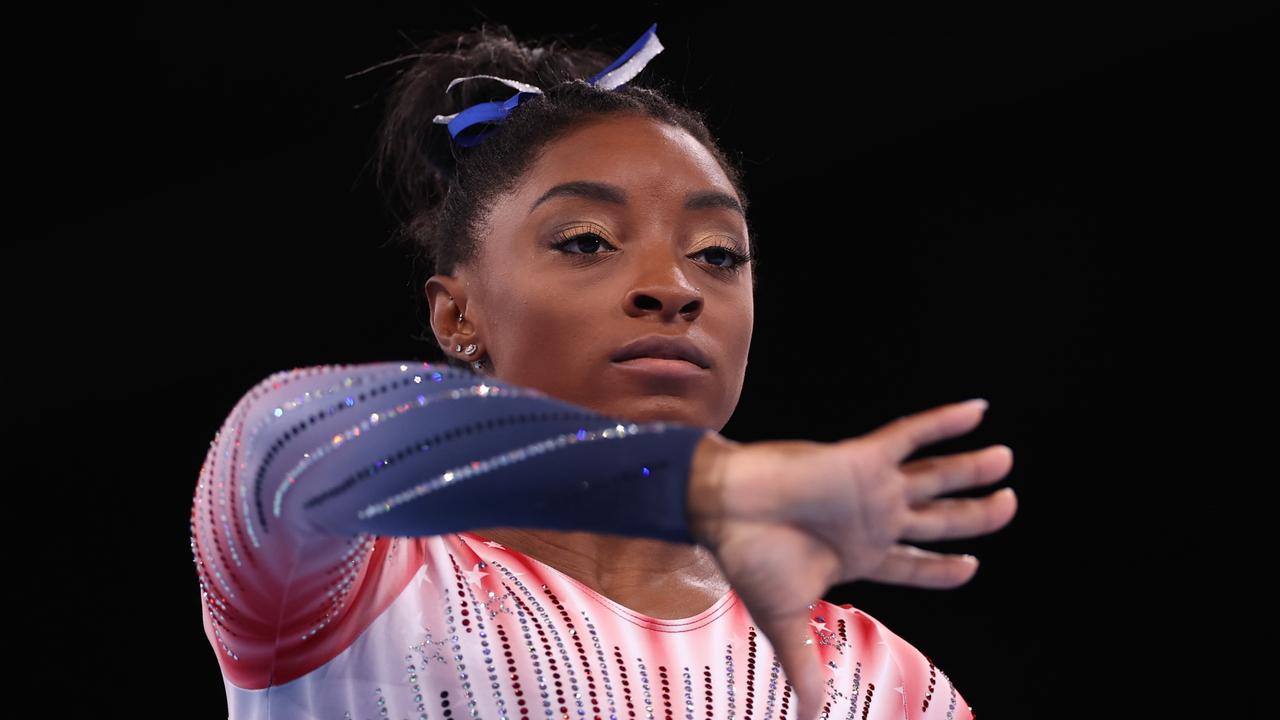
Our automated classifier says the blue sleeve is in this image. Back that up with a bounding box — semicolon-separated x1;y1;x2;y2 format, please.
229;359;709;545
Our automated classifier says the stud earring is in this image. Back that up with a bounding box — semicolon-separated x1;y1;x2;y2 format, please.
451;305;483;370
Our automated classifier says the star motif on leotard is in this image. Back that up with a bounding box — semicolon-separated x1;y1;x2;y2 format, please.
809;618;830;633
483;540;506;549
463;562;490;587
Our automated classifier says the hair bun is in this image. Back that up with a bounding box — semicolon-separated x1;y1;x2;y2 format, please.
369;24;615;225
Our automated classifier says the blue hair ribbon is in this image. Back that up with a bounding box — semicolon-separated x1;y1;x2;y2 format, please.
431;22;664;147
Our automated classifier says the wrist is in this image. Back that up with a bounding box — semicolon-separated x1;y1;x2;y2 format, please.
688;430;739;550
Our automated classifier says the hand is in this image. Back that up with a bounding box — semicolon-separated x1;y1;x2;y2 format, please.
687;399;1016;720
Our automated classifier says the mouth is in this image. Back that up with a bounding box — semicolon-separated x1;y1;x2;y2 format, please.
610;356;709;378
609;334;712;370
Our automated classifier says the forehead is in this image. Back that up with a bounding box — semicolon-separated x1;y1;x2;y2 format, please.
515;114;736;206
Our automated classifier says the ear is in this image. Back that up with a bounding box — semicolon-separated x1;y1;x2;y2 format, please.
424;274;477;357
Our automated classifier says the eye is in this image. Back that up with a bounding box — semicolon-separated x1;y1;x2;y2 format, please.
550;230;615;255
695;244;752;273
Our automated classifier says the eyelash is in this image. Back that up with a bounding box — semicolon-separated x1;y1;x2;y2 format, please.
550;230;753;274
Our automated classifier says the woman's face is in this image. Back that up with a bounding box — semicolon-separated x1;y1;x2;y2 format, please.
429;114;753;432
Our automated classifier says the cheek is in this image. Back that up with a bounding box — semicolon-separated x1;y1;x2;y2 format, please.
487;283;589;372
723;295;755;358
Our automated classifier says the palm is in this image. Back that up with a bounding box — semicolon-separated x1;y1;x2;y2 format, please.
714;519;841;627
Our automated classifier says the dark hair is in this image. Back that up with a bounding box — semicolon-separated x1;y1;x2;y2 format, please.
367;23;757;371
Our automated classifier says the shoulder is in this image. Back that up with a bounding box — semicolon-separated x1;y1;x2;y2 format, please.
824;602;977;720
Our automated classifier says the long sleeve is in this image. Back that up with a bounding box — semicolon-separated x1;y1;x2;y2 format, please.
189;360;710;688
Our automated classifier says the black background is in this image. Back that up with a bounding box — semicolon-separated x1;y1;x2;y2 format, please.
19;3;1269;717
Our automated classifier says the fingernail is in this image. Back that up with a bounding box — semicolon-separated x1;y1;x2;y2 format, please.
964;398;988;411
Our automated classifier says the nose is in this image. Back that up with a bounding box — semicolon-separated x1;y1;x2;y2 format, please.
623;283;703;321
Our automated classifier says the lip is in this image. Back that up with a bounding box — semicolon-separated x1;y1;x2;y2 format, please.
611;356;709;379
609;334;711;369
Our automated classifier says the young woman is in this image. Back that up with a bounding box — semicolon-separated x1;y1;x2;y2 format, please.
190;22;1016;720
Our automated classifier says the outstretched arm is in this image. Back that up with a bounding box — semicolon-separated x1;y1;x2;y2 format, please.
190;360;711;687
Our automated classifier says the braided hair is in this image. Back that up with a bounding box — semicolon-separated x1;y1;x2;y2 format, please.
368;22;757;371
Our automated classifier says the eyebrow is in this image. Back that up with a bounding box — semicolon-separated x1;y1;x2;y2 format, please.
528;180;745;218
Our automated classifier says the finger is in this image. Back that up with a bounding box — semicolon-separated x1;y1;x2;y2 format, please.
759;602;828;720
868;399;990;464
902;444;1015;505
852;543;981;589
900;488;1018;542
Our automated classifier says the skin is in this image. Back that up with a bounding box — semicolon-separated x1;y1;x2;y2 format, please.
424;113;754;619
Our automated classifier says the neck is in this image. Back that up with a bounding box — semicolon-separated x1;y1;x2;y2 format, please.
466;526;724;595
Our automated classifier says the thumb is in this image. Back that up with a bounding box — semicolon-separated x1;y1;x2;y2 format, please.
763;600;827;720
